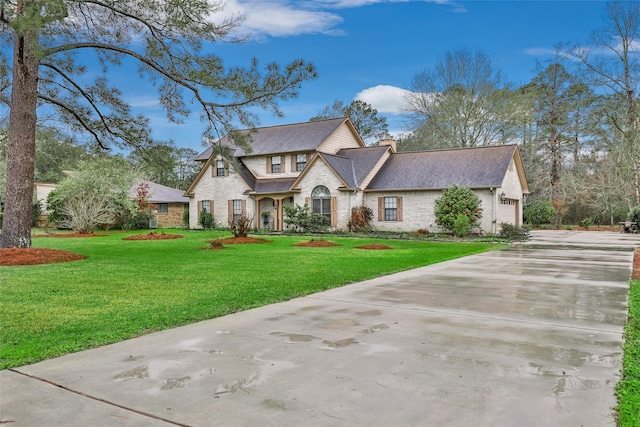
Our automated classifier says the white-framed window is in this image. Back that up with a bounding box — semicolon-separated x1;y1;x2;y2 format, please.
271;156;282;173
311;185;331;221
296;154;307;172
216;160;226;177
232;199;243;222
384;197;397;221
378;196;403;222
156;203;168;214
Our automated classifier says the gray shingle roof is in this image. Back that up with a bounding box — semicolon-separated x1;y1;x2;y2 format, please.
367;145;518;190
253;178;298;194
132;180;190;203
195;118;348;161
320;145;390;189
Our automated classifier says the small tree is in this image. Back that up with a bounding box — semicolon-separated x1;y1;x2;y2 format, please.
348;205;373;232
58;193;115;234
434;185;482;232
46;157;136;233
230;212;254;237
523;200;555;227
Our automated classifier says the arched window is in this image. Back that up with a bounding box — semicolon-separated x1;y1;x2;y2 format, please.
311;185;331;220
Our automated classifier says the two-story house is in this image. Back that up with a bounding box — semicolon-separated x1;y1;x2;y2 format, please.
185;117;529;233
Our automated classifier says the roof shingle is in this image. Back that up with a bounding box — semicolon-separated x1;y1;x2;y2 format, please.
367;145;518;190
196;118;348;161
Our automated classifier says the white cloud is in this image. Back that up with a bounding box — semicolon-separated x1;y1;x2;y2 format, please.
223;0;343;37
128;96;162;108
354;85;413;114
220;0;465;39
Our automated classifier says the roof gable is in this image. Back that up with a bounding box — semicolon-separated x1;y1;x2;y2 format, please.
317;146;390;189
195;118;352;161
131;180;190;203
367;145;523;191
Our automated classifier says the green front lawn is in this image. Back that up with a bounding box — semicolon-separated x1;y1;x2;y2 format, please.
617;279;640;427
0;230;503;369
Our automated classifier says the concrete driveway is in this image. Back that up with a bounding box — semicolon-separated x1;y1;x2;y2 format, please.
2;230;638;426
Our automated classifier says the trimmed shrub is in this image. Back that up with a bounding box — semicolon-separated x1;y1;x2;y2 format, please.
498;223;530;241
199;210;214;229
580;217;592;229
453;214;472;238
283;203;329;233
434;185;482;232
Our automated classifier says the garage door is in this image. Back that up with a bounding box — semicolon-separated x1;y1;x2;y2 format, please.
498;199;518;226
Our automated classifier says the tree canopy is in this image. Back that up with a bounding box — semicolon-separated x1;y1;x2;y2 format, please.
310;99;388;142
0;0;317;248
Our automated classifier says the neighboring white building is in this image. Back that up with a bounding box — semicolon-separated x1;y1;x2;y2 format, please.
185;118;530;234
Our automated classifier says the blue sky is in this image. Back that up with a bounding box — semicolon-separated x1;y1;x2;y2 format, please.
119;0;610;151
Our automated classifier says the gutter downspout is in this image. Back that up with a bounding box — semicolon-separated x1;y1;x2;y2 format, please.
490;188;497;234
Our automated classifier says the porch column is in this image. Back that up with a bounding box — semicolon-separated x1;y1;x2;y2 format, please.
254;199;260;230
275;199;282;231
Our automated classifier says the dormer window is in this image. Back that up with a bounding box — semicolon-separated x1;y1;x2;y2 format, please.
296;154;307;172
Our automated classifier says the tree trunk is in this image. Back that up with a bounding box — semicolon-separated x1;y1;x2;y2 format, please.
0;20;39;248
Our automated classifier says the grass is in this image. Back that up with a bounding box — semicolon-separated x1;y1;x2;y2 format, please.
617;279;640;427
0;229;505;369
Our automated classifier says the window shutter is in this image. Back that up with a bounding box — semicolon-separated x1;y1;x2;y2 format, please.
397;197;403;222
330;197;337;227
305;197;310;207
241;200;246;214
228;200;233;224
197;201;202;223
306;153;311;163
291;155;296;172
224;160;229;176
378;197;384;221
266;156;271;173
211;200;214;218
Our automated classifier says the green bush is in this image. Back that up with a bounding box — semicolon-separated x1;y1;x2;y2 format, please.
199;210;214;229
580;217;592;229
453;214;471;238
283;203;330;233
182;208;189;228
498;223;530;241
628;205;640;224
31;202;42;227
434;185;482;232
523;200;554;227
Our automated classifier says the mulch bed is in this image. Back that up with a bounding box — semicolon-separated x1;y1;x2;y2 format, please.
294;240;341;247
122;231;183;241
634;248;640;280
203;236;272;251
211;236;272;244
0;248;87;266
355;244;393;250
